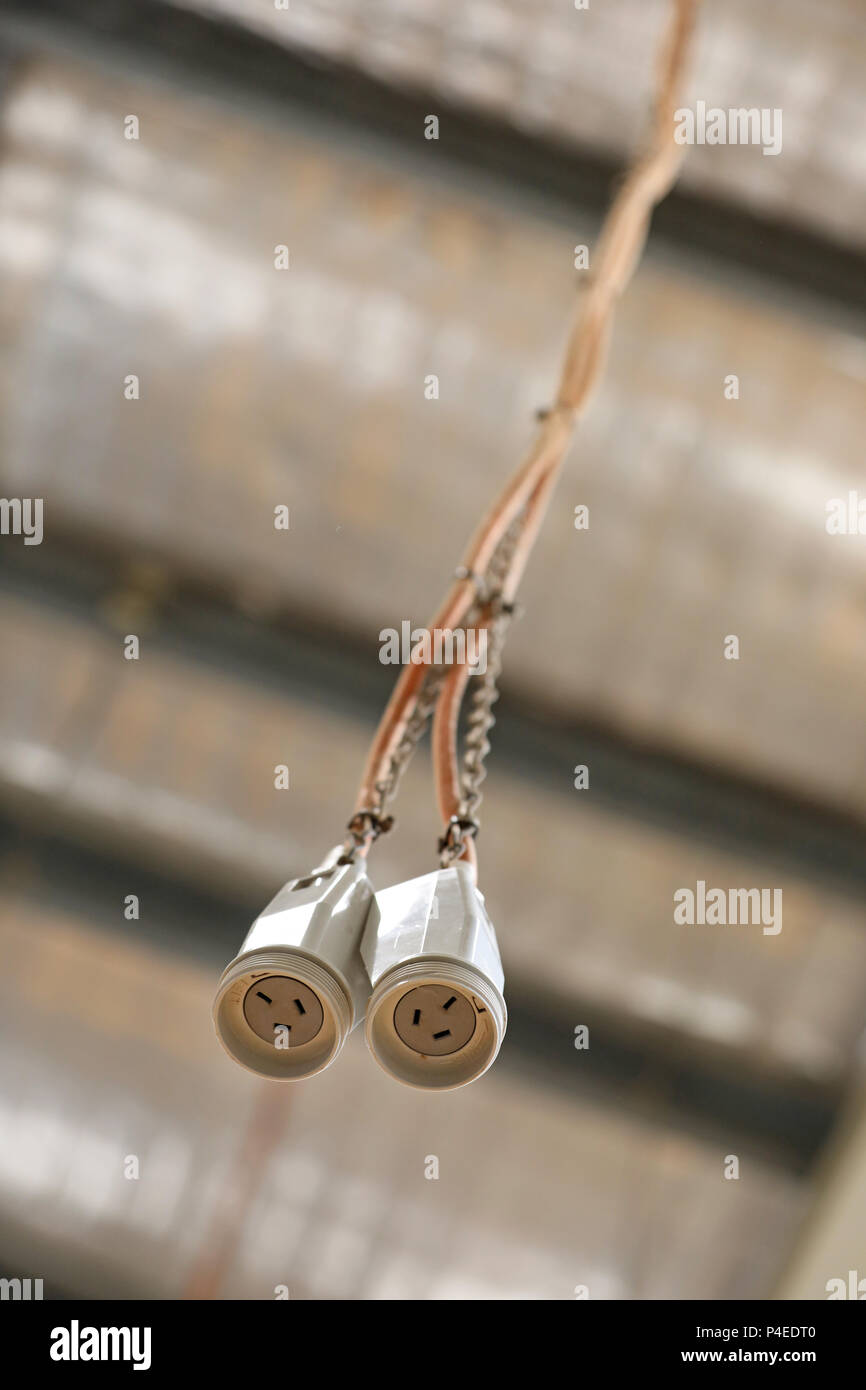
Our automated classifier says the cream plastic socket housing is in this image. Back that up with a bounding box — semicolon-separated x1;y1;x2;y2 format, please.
213;850;373;1080
362;861;506;1090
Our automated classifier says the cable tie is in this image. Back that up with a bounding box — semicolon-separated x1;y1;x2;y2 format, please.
345;809;394;849
438;814;480;861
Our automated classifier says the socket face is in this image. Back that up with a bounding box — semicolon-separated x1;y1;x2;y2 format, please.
243;976;323;1047
393;984;476;1056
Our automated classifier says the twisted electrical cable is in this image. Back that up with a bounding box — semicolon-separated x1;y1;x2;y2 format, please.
354;0;699;859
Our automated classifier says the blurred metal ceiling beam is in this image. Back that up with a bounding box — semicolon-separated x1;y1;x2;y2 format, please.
0;892;806;1299
1;0;865;321
0;46;862;826
774;1085;866;1297
4;532;866;911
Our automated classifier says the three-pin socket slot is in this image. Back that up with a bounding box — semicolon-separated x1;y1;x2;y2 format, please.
365;960;505;1090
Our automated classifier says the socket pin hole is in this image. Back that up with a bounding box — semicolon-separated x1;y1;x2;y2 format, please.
392;985;477;1056
243;976;325;1047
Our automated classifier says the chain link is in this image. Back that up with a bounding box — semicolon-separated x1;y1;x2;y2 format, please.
375;662;448;811
342;664;443;853
438;517;522;865
346;515;524;861
438;604;514;865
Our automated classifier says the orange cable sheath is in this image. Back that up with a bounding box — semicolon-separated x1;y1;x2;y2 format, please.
353;411;573;822
431;467;558;853
355;0;699;838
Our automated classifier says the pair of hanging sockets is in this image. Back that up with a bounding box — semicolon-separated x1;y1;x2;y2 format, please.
212;851;506;1090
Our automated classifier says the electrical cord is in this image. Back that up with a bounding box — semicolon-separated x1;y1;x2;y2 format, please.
349;0;699;867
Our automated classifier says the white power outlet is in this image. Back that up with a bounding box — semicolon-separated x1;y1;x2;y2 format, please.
362;861;506;1089
213;850;374;1080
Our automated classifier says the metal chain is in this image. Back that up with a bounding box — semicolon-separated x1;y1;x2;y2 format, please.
438;607;513;866
439;517;522;865
344;662;447;854
376;662;448;809
347;515;524;861
459;608;511;821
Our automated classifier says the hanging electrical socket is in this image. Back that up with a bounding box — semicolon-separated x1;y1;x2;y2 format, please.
362;860;506;1090
213;849;374;1080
